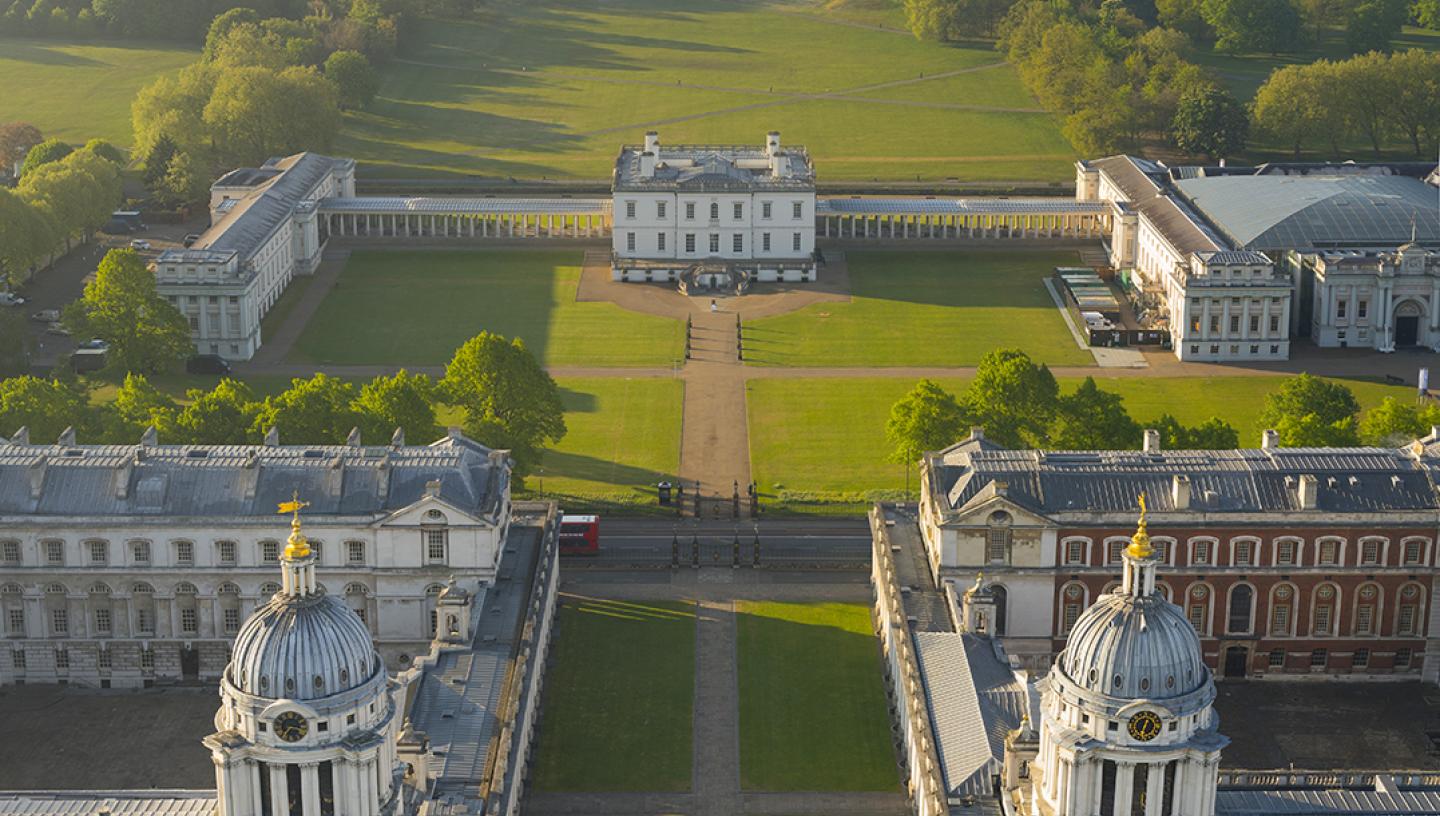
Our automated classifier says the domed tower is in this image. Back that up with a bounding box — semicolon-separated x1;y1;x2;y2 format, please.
1032;497;1228;816
205;497;406;816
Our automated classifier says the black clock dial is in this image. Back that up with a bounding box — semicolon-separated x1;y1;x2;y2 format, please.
1127;711;1162;742
274;712;308;742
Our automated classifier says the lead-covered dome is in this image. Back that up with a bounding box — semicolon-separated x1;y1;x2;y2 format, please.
230;589;378;700
1059;592;1207;699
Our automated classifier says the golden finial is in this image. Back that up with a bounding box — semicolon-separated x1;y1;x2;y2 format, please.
1127;493;1153;559
278;491;311;560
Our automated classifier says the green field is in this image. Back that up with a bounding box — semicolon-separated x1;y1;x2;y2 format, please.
747;375;1416;509
736;601;898;791
290;250;683;366
336;0;1072;182
530;596;695;791
743;250;1092;367
0;37;196;149
528;376;683;508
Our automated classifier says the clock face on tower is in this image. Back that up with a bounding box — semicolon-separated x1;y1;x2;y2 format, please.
273;712;308;743
1127;711;1162;742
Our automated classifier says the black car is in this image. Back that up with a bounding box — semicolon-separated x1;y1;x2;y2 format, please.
186;354;232;375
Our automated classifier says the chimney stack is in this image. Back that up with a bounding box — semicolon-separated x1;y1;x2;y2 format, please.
971;426;985;441
1171;474;1191;510
765;131;780;157
1143;429;1161;453
1261;429;1279;450
639;150;656;177
643;131;659;154
1297;474;1318;509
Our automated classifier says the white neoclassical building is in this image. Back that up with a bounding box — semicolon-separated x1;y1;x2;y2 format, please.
610;130;817;286
1304;243;1440;351
154;153;356;361
0;427;512;688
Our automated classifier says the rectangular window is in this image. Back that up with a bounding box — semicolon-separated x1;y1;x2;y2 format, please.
98;649;111;670
1319;540;1338;565
626;232;635;252
140;649;154;672
1268;648;1286;668
175;541;193;566
137;609;154;634
1233;540;1252;565
1065;540;1085;564
347;541;365;564
261;541;279;563
8;609;24;636
1;541;16;564
181;608;197;634
732;233;743;253
1108;540;1125;564
1398;605;1417;635
12;648;24;669
89;541;107;564
55;648;68;670
1276;540;1295;565
1187;604;1206;632
1209;316;1220;334
710;202;719;220
1192;540;1211;565
1314;605;1332;635
1336;300;1347;319
1404;540;1423;564
762;233;771;252
733;202;743;220
625;200;635;219
94;608;111;634
219;541;236;565
657;233;666;252
224;608;240;634
1269;315;1281;334
425;529;447;562
1356;605;1374;635
1229;315;1240;334
1310;648;1328;668
685;202;695;220
987;530;1009;563
51;609;67;636
1361;540;1379;565
1396;647;1412;668
132;541;150;564
762;201;772;219
1358;300;1368;319
709;234;720;254
1249;315;1260;334
44;540;63;566
657;201;666;219
1063;603;1081;633
685;233;696;253
1271;604;1290;635
792;201;802;219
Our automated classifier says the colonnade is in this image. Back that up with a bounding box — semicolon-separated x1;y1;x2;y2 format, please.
324;210;611;240
817;210;1109;240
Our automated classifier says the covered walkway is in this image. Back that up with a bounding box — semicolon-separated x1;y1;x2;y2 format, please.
816;198;1109;240
319;196;612;239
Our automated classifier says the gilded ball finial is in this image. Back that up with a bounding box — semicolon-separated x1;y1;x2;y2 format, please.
278;491;312;560
1127;492;1153;559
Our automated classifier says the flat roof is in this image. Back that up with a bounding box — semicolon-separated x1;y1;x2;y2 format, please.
817;198;1107;215
319;197;610;215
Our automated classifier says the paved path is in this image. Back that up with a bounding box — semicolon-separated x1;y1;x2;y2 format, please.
248;249;350;367
694;599;742;816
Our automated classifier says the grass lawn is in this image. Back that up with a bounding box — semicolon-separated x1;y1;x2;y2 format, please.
259;274;315;345
337;0;1072;182
736;601;898;791
530;596;695;792
526;376;683;509
743;250;1092;368
0;37;196;149
747;375;1416;510
290;249;683;367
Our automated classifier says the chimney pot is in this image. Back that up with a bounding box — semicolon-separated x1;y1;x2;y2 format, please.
1143;429;1161;453
1171;474;1191;509
643;131;659;155
1262;429;1279;450
264;426;279;447
970;426;985;441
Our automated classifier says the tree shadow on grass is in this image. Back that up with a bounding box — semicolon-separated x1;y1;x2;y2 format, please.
537;449;677;488
0;39;109;67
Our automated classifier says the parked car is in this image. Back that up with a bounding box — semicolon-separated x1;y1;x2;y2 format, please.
30;309;60;323
186;354;231;375
45;321;71;337
183;234;202;248
77;338;110;351
0;292;26;307
129;239;152;250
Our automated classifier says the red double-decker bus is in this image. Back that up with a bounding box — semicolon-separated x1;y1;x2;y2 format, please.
558;515;600;555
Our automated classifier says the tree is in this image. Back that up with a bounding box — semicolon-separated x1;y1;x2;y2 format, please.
1416;0;1440;29
202;65;342;166
1186;416;1241;448
324;49;379;109
1345;0;1406;54
1051;377;1140;449
1257;373;1361;446
97;373;178;443
1387;49;1440;156
0;188;54;285
885;379;968;468
82;138;125;165
1336;51;1395;156
209;20;301;69
19;137;72;177
1358;396;1428;445
252;373;361;443
170;378;259;444
158;149;210;207
353;369;440;444
0;122;42;175
0;376;89;443
203;6;260;59
1251;63;1325;156
440;332;566;472
1171;83;1248;158
131;63;219;162
141;133;180;188
962;349;1059;448
1201;0;1302;52
63;249;193;374
1156;0;1212;40
904;0;1014;38
0;311;32;377
18;148;122;252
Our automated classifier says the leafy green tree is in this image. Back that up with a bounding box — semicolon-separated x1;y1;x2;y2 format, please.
19;138;72;177
0;311;32;377
131;63;219;162
1336;51;1395;156
905;0;1014;38
440;331;566;472
0;122;42;175
170;378;260;444
0;376;89;442
1201;0;1302;52
252;373;361;443
63;249;193;374
324;49;379;109
1156;0;1212;40
0;188;54;285
203;6;260;59
961;348;1059;448
1051;377;1140;449
1258;373;1361;446
1415;0;1440;29
141;133;179;188
18;148;121;251
158;150;210;207
1251;63;1325;156
885;379;968;466
1359;396;1427;445
202;65;342;166
353;369;440;444
1185;416;1241;448
1345;0;1407;53
1387;49;1440;156
96;373;178;443
209;20;299;69
82;138;125;165
1171;83;1248;158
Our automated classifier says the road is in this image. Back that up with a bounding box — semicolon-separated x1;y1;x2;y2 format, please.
564;517;873;569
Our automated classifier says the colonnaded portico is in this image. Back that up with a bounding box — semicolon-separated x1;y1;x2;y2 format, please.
318;197;613;239
815;198;1110;240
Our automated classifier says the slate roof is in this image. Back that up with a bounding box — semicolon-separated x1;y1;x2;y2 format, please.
930;436;1440;517
1216;789;1440;815
0;432;508;519
1090;156;1226;256
1174;174;1440;251
614;144;814;191
0;792;217;815
1197;250;1274;266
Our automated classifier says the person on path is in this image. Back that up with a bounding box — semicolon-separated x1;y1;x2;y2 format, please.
710;299;718;313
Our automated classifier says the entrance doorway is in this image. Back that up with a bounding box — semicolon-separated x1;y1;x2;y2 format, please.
180;645;199;680
1397;316;1420;347
1223;646;1248;678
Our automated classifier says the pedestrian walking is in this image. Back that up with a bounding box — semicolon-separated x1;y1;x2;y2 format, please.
710;299;718;313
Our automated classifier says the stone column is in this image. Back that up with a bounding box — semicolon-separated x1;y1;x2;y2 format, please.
301;762;320;816
269;764;288;816
1115;761;1135;816
249;760;264;816
1145;761;1165;816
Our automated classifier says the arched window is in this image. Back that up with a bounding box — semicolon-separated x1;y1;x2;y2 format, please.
216;540;237;565
2;583;25;639
259;582;281;596
89;582;112;595
1352;582;1382;636
1396;582;1425;636
1226;584;1254;634
1358;537;1385;566
218;583;242;635
1267;581;1301;638
709;202;719;220
1059;582;1087;635
89;582;113;637
990;584;1008;636
1185;583;1211;635
174;582;199;635
1310;583;1340;636
987;512;1012;564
